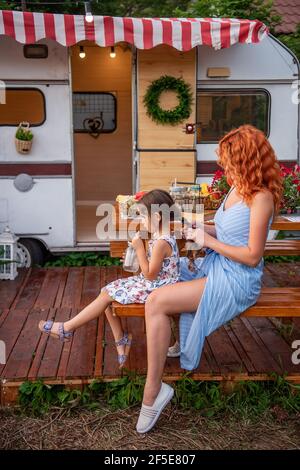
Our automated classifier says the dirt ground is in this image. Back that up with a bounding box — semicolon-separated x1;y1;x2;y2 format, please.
1;405;299;450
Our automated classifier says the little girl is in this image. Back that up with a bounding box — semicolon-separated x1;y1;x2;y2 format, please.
38;189;180;369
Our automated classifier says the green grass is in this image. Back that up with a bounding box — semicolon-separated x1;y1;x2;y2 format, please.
18;373;300;419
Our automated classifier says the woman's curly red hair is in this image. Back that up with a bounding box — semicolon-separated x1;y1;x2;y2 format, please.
217;125;283;215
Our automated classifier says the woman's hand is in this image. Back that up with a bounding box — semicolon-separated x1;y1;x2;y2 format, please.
131;231;144;251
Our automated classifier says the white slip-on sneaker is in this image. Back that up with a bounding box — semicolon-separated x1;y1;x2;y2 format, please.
136;382;174;434
167;340;181;358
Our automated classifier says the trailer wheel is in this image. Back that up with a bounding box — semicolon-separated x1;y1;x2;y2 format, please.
17;238;46;268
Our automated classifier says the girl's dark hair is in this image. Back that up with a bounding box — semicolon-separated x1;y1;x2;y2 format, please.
138;189;177;224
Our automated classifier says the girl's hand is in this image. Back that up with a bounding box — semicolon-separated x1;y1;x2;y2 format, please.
132;231;144;250
185;226;208;248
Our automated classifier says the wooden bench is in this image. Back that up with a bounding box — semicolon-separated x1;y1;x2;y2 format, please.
264;240;300;256
110;239;300;258
109;207;300;322
112;287;300;318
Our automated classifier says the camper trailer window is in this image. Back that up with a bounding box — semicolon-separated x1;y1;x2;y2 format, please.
0;88;45;127
196;89;269;143
73;92;116;134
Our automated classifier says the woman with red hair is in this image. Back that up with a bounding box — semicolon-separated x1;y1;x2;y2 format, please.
136;124;283;434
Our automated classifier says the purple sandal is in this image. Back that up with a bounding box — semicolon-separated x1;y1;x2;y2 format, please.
38;320;73;342
115;332;132;369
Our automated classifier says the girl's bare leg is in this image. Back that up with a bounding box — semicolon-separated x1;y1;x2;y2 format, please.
48;291;113;335
143;277;207;406
105;305;127;356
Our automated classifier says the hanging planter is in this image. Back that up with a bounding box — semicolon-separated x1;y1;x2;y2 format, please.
15;122;34;154
143;75;193;126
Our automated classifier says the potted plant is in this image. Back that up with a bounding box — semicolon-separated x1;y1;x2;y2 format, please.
279;164;300;214
15;122;34;154
207;170;231;209
209;164;300;214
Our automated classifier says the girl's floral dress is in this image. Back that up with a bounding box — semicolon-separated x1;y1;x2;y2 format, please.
102;234;180;304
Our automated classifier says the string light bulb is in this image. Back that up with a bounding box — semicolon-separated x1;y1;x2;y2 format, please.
79;45;86;59
110;46;116;58
84;1;94;23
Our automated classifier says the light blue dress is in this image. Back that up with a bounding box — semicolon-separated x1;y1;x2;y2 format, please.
179;188;274;371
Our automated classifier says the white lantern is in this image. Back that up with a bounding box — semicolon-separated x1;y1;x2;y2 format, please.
0;226;19;280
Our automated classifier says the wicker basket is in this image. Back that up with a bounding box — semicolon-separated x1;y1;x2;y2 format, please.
15;122;33;154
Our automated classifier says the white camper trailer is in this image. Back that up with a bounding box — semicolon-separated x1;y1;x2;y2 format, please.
0;11;298;266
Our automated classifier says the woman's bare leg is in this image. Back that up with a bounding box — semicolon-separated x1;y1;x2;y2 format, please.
143;277;207;405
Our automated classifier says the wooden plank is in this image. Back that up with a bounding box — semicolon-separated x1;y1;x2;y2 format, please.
242;305;300;317
240;317;288;375
94;267;107;378
103;267;127;377
270;218;300;231
0;268;29;311
11;268;47;310
0;308;30;377
206;326;247;375
110;241;128;258
138;46;196;149
228;317;281;374
200;341;221;374
52;267;69;308
126;316;147;375
32;307;71;379
35;268;69;309
262;266;285;287
61;267;84;308
0;308;9;329
80;266;101;308
9;268;33;308
266;264;300;288
27;307;52;379
140;153;196;192
66;306;98;378
1;308;47;380
223;321;257;374
246;317;300;375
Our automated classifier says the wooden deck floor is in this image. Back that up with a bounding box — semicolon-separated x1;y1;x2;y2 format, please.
1;264;300;404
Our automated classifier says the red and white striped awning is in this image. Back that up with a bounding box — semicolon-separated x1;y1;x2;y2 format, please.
0;10;269;51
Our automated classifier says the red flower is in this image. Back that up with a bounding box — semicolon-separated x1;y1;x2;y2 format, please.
134;191;147;201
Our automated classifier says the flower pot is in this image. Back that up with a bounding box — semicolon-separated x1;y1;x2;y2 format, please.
15;122;33;155
15;138;33;154
210;192;221;200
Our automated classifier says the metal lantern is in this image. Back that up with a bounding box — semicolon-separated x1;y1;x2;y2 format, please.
0;226;19;280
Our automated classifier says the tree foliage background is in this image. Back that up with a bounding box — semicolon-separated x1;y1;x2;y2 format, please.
0;0;299;59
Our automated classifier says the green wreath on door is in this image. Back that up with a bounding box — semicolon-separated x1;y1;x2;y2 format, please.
143;75;193;126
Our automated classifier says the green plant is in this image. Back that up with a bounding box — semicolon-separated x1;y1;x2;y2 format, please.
279;164;300;213
209;164;300;213
15;126;33;142
143;75;193;126
18;374;300;419
44;252;122;267
18;374;145;416
278;24;300;61
208;169;231;202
